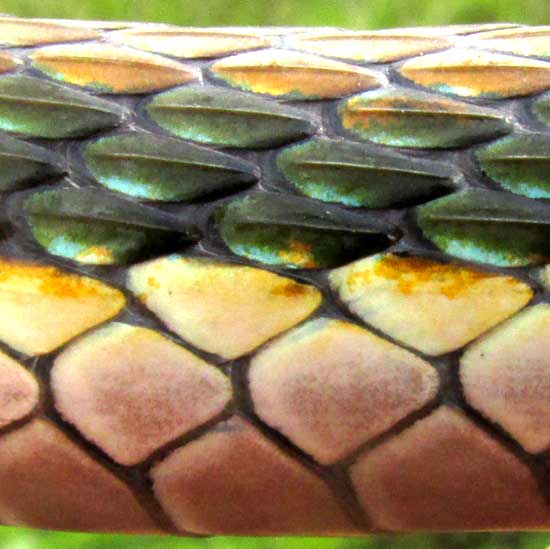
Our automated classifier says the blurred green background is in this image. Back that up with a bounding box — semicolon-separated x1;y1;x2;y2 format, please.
0;0;548;28
0;0;549;548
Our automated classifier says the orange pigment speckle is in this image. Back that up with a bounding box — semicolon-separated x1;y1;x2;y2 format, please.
347;270;371;292
0;258;112;299
348;255;496;299
270;280;309;298
76;246;114;264
147;276;160;289
278;240;318;269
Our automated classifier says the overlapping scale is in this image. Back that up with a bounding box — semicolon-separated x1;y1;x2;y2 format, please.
0;16;100;46
249;318;438;464
472;26;550;59
151;416;356;535
416;189;550;267
30;44;198;94
0;258;125;355
477;134;550;199
215;192;399;269
110;26;272;58
338;87;512;148
0;134;64;192
277;137;458;207
0;419;160;533
210;49;385;99
83;131;259;201
127;256;322;359
330;253;533;355
16;186;200;265
0;75;126;138
286;30;451;63
52;322;231;465
399;49;550;98
461;304;550;454
350;407;548;531
145;85;316;148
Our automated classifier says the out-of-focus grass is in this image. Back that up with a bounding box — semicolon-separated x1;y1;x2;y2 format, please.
0;0;549;548
1;529;550;549
0;0;548;28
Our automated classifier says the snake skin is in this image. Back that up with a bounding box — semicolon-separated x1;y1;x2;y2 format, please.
0;16;549;535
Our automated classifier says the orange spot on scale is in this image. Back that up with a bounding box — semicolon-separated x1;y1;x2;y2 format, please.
147;276;160;289
346;269;372;293
377;255;494;298
349;254;494;299
270;280;309;298
0;258;106;299
76;245;114;264
278;240;318;268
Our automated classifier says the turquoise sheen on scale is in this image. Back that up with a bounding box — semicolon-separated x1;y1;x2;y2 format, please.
216;192;399;269
83;131;259;201
0;74;126;138
416;189;550;267
145;85;317;148
277;137;458;207
338;87;512;148
18;187;199;265
477;134;550;199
